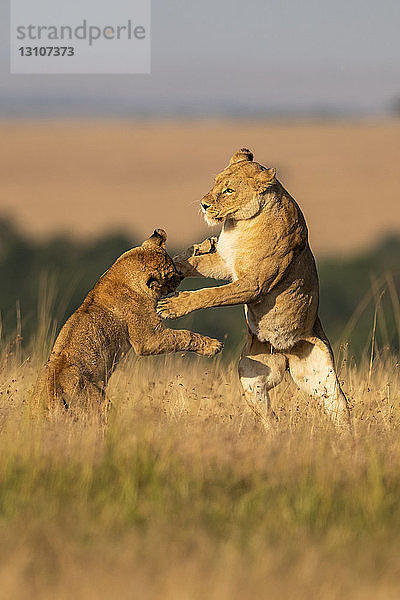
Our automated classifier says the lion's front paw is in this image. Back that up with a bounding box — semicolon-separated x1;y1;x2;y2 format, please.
193;237;218;256
157;292;192;319
198;337;223;357
173;252;193;278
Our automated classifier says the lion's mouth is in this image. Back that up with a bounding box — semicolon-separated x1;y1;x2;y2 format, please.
203;212;224;226
202;206;225;225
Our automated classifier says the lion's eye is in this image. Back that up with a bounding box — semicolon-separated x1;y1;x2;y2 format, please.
223;188;234;194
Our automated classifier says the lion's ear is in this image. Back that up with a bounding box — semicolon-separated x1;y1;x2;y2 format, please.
142;228;167;248
258;167;276;182
265;167;276;180
229;148;254;166
254;169;276;194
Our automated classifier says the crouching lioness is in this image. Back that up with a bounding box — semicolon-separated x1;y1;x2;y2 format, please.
35;229;222;412
157;149;350;427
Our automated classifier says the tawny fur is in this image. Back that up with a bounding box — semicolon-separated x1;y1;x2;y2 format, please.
35;229;222;412
157;150;350;427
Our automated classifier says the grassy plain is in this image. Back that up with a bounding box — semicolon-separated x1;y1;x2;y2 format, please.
0;118;400;255
1;331;400;599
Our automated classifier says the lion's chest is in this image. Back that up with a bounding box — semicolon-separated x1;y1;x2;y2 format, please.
217;227;241;280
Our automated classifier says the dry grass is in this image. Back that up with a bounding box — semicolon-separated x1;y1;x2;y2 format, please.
1;332;400;599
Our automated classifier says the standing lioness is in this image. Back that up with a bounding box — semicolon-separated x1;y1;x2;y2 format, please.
36;229;222;412
157;149;350;426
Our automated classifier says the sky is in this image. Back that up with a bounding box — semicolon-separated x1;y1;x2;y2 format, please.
1;0;400;116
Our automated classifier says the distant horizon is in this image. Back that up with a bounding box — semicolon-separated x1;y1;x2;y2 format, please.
0;94;398;119
1;119;399;257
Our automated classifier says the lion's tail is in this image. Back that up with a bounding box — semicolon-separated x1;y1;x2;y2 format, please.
34;356;69;411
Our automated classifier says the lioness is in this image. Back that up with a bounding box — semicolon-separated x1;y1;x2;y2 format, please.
157;149;350;426
36;229;222;412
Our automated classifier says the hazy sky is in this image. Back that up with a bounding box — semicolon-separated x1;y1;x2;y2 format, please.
1;0;400;116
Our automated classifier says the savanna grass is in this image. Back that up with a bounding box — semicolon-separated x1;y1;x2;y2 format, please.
1;330;400;599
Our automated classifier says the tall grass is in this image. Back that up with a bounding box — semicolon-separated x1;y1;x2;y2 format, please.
1;303;400;599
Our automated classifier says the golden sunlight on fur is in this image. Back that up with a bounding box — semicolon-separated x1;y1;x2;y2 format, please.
159;149;349;427
35;229;221;412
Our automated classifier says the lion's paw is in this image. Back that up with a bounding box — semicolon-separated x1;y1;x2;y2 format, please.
193;237;218;256
198;337;223;357
157;292;191;320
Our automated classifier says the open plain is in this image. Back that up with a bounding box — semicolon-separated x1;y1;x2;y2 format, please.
0;118;399;255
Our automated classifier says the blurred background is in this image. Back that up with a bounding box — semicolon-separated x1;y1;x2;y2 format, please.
1;0;400;360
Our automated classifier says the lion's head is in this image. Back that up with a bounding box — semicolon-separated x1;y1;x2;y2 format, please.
121;229;183;298
200;148;276;225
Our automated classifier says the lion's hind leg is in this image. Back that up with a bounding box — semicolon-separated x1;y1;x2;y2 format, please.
238;332;287;428
59;370;106;416
285;329;350;428
39;361;106;419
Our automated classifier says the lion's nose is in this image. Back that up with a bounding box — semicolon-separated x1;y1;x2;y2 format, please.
201;202;211;211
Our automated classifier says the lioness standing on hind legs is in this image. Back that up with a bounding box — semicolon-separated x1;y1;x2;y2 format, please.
157;149;350;428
